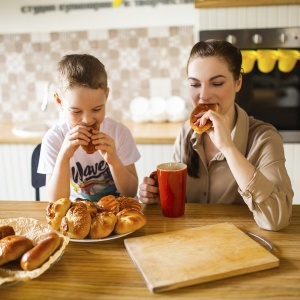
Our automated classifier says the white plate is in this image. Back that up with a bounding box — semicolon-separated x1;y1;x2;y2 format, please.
70;231;134;242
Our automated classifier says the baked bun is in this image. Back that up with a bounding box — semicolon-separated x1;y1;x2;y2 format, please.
114;208;147;235
89;212;117;239
0;235;33;266
116;196;141;211
60;204;91;239
98;195;120;214
81;122;99;154
0;225;15;239
190;103;219;134
46;198;72;230
74;199;99;218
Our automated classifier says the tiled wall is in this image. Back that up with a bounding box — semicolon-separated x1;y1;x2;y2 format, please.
0;26;194;122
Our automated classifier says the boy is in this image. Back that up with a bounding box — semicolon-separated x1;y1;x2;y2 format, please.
38;54;140;202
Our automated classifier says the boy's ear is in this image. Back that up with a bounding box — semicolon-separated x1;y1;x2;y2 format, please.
54;93;62;107
106;87;110;100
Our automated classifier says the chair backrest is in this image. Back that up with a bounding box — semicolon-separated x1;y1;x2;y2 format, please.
31;144;46;201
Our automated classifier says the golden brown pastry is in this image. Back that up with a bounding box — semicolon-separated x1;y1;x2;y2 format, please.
46;198;72;230
74;199;99;218
20;232;62;271
190;103;219;134
98;195;120;214
0;225;15;239
114;208;147;235
81;122;99;154
116;196;141;211
0;235;33;266
89;212;117;239
60;204;91;239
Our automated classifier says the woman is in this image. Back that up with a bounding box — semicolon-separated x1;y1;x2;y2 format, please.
139;40;293;231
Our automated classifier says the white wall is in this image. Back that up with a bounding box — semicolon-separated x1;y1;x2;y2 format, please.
0;0;196;34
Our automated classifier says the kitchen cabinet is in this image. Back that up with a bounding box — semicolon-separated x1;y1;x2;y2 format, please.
194;0;300;8
0;143;175;202
1;143;299;204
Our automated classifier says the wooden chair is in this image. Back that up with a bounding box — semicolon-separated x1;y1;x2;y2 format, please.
31;144;46;201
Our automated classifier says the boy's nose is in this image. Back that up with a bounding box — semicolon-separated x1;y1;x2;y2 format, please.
82;114;93;125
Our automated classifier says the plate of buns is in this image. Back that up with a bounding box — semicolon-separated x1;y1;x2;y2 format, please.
46;196;147;242
0;218;69;287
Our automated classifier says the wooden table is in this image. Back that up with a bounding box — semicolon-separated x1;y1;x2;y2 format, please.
0;201;299;299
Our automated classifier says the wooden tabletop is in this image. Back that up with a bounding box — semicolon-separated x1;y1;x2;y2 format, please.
0;201;299;299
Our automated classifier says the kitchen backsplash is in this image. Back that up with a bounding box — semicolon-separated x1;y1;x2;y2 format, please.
0;26;193;122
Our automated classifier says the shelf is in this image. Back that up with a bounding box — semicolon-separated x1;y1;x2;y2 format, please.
194;0;300;8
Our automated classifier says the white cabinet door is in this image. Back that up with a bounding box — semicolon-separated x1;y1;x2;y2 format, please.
0;144;46;201
284;144;300;204
136;144;174;184
1;143;298;204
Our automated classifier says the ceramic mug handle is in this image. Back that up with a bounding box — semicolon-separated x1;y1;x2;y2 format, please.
149;171;160;200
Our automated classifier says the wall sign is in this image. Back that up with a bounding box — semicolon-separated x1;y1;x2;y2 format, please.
21;0;193;14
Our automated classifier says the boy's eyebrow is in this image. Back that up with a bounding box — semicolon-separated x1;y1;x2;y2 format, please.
69;104;105;110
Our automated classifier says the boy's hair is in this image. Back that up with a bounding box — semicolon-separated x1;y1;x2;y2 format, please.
56;54;108;95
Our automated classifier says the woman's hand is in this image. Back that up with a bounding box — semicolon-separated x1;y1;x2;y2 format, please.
197;109;234;152
138;176;159;204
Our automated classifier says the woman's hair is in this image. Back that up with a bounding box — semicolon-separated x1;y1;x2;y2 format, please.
56;54;108;95
184;40;242;178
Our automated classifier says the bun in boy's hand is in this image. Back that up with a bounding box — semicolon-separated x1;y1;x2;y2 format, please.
190;103;219;134
81;122;99;154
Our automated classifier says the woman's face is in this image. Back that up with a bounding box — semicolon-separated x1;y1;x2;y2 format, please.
55;86;109;128
187;56;242;115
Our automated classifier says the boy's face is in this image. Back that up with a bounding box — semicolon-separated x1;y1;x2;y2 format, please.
55;86;109;128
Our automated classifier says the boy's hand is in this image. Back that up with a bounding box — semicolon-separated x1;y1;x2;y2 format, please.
61;125;93;158
91;131;118;164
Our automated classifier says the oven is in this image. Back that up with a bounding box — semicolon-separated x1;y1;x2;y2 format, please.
200;27;300;143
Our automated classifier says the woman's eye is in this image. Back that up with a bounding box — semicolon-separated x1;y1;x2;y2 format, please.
190;84;201;88
212;82;224;87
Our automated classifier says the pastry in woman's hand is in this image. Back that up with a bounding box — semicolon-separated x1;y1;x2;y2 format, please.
190;103;219;134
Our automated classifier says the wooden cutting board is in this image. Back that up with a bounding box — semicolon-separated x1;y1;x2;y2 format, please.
124;223;279;293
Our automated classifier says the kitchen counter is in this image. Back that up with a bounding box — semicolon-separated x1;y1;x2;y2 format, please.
2;121;300;145
0;201;299;299
0;121;183;145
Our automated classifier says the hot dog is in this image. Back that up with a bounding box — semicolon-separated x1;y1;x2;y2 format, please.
20;232;62;271
0;225;15;239
0;235;33;266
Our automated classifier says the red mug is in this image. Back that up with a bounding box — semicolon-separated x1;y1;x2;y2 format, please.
151;162;187;218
